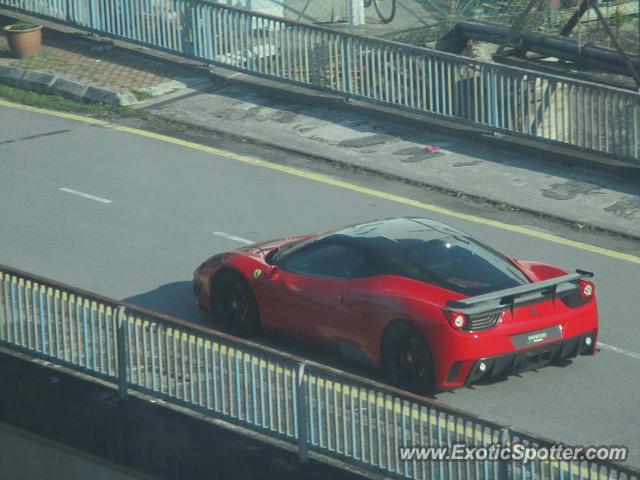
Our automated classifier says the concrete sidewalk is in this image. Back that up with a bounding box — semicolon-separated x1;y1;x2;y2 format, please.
144;69;640;239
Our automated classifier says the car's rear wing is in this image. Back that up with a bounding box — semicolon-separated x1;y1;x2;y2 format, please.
446;270;594;316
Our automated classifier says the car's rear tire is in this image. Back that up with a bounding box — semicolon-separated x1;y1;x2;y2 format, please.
213;270;261;337
382;321;435;394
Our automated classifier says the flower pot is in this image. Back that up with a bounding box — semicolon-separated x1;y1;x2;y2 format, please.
4;23;43;58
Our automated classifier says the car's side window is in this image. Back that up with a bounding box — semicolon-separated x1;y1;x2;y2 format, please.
282;243;367;279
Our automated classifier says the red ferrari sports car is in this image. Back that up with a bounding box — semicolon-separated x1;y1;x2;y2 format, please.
193;218;598;392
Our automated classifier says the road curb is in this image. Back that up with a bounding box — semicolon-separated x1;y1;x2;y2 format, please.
0;64;136;106
0;63;26;87
149;108;640;242
21;69;56;94
206;67;640;181
52;77;89;103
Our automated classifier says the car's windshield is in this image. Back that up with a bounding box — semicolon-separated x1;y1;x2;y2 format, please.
269;242;300;264
397;236;529;296
269;234;327;265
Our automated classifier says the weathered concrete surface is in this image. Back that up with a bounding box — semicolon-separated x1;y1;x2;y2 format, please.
0;63;26;87
52;77;90;103
0;351;369;480
149;70;640;239
0;422;151;480
0;64;138;106
85;85;137;106
20;70;56;94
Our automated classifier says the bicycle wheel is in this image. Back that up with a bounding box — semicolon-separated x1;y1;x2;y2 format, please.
374;0;396;23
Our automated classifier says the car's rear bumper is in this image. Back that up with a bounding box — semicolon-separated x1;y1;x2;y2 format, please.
465;330;596;386
428;297;598;390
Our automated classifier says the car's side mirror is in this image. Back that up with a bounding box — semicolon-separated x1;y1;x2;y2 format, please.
268;265;282;282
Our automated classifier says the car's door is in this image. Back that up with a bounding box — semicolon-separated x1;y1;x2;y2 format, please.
256;241;370;347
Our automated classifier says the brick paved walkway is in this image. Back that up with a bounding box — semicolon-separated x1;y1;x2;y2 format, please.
0;15;201;97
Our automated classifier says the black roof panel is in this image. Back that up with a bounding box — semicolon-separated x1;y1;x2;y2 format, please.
326;217;464;243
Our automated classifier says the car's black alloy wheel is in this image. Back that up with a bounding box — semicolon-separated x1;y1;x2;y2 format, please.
382;322;435;393
213;270;261;336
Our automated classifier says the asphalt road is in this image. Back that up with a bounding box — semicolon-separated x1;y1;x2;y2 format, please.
2;104;640;466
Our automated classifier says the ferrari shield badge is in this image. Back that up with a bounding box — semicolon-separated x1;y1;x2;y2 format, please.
253;269;263;279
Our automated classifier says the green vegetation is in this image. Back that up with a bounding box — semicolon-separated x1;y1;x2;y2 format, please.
0;83;144;118
609;13;633;28
132;89;154;101
5;23;41;31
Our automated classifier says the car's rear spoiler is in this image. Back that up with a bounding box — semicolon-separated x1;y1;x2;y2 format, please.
446;270;594;316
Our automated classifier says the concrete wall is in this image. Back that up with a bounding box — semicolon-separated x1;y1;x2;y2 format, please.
219;0;353;24
0;351;368;480
0;422;150;480
282;0;349;24
220;0;284;18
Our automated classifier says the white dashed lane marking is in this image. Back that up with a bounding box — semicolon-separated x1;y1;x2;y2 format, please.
59;187;112;204
598;342;640;361
212;231;254;245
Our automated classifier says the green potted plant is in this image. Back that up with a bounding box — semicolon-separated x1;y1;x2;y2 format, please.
3;23;43;58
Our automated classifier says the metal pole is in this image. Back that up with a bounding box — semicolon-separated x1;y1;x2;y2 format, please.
341;40;351;99
349;0;365;27
496;0;543;55
117;306;128;399
182;3;195;57
295;362;308;462
497;427;511;480
559;0;589;36
588;0;640;88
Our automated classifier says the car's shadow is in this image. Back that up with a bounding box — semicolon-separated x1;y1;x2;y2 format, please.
124;281;213;325
126;281;580;400
123;281;447;400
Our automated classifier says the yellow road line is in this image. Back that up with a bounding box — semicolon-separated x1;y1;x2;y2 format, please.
2;99;639;265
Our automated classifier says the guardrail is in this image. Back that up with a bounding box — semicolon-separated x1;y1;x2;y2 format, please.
1;0;639;162
1;264;639;480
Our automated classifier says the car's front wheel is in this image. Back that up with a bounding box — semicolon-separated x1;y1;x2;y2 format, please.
382;321;435;394
213;270;261;337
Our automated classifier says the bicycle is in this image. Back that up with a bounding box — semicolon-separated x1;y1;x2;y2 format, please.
363;0;396;24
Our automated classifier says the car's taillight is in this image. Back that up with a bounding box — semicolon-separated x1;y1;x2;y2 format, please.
445;310;467;331
561;279;595;308
580;280;595;299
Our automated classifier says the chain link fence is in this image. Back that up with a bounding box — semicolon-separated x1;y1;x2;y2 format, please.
384;0;640;58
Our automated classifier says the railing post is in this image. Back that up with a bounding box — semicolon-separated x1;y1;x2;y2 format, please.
64;0;71;23
295;362;308;462
498;427;511;480
348;0;365;27
182;3;195;57
635;100;640;162
116;306;128;399
340;40;351;100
